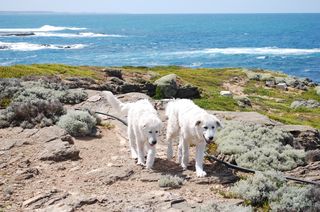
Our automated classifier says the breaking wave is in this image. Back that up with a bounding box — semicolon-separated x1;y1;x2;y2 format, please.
0;25;86;32
169;47;320;56
0;41;86;51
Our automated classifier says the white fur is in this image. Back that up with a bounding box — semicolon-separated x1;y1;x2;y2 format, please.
103;91;161;169
165;99;222;177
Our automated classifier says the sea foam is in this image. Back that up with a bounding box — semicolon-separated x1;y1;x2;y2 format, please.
170;47;320;56
0;25;86;32
0;41;86;51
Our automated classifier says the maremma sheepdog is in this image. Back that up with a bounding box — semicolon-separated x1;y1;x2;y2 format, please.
165;99;222;177
103;91;162;169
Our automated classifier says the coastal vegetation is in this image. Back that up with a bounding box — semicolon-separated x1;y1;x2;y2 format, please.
1;64;318;128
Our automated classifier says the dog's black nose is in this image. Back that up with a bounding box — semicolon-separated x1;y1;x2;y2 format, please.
151;140;157;145
208;136;214;140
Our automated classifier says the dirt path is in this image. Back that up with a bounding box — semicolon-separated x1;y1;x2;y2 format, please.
0;92;241;212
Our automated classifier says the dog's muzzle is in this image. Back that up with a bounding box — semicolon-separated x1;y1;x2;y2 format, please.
203;135;214;144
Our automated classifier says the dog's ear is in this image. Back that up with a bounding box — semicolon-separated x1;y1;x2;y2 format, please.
216;119;223;128
195;120;202;127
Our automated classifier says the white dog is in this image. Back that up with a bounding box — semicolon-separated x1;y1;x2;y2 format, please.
103;91;162;169
165;99;222;177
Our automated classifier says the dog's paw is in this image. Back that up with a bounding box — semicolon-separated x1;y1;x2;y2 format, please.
137;161;146;167
196;170;207;177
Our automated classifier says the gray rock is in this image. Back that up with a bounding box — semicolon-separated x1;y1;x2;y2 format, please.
154;74;178;98
110;77;125;85
176;84;200;99
220;91;232;97
276;82;288;91
265;80;275;87
0;139;27;151
275;77;286;84
39;139;80;162
316;86;320;96
85;167;134;185
233;96;252;108
103;69;123;79
245;71;260;80
284;77;299;87
15;167;40;181
32;125;69;143
290;99;320;109
279;125;320;150
259;73;274;81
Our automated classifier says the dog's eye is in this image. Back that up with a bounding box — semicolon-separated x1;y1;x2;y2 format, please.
149;131;152;134
204;126;208;130
212;126;215;129
156;131;158;133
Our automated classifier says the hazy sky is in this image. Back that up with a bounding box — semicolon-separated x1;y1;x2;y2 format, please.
1;0;320;13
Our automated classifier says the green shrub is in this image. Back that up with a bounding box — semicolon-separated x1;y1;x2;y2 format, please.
158;175;184;188
0;78;22;107
57;110;97;137
231;171;285;206
193;201;252;212
215;121;306;171
0;100;64;129
269;185;313;211
154;86;165;99
231;171;320;211
15;82;87;104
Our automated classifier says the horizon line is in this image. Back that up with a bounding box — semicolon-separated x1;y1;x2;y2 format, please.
0;11;320;15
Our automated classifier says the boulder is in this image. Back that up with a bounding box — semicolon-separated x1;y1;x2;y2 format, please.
154;74;178;98
259;73;274;81
276;83;288;91
316;86;320;96
245;71;260;80
176;84;200;99
103;69;123;79
290;99;320;109
275;77;286;84
39;139;80;162
233;96;252;108
279;125;320;150
220;91;232;97
265;80;275;87
284;77;299;87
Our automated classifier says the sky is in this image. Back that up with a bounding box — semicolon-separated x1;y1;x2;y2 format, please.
1;0;320;13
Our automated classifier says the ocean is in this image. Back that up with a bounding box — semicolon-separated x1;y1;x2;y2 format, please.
0;13;319;81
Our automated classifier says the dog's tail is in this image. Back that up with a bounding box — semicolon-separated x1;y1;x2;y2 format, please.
102;91;131;115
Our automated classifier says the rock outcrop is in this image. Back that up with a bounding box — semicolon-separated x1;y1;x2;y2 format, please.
154;74;200;98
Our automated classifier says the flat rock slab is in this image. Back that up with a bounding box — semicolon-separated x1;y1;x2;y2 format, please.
0;139;28;151
31;125;69;143
85;167;134;185
39;139;80;162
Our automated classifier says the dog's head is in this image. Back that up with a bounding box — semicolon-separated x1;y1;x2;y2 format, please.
141;117;162;146
195;114;222;144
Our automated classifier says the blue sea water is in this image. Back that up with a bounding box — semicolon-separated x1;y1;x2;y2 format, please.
0;13;319;81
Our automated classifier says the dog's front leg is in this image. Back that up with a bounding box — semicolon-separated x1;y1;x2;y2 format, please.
195;142;207;177
136;138;145;166
146;145;156;169
181;138;189;170
128;125;138;159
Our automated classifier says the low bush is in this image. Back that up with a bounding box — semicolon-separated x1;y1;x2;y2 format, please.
0;100;64;129
15;82;88;104
158;175;184;188
57;110;97;137
231;171;320;211
231;171;285;206
215;121;306;171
